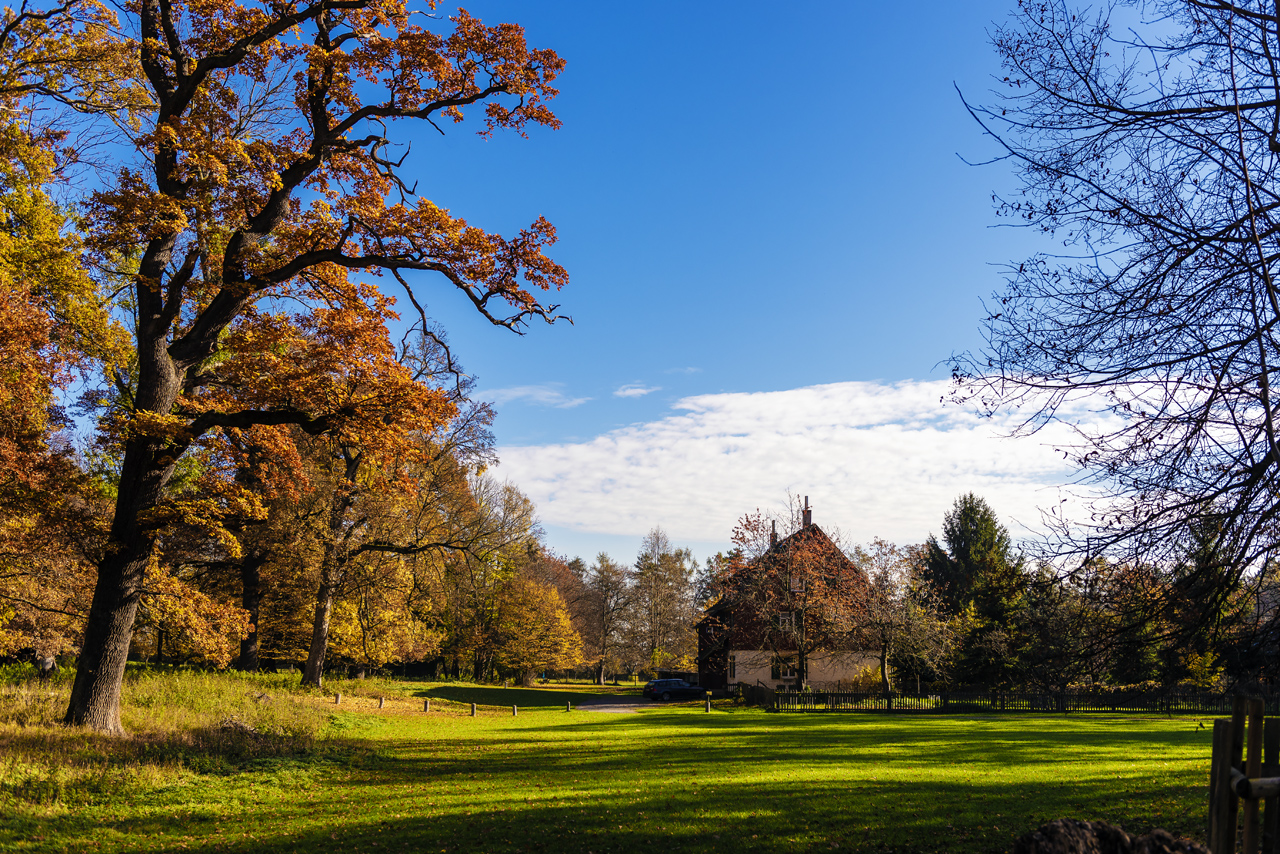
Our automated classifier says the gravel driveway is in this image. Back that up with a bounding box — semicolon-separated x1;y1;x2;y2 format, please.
572;695;650;714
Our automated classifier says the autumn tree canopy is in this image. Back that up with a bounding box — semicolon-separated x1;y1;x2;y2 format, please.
3;0;571;733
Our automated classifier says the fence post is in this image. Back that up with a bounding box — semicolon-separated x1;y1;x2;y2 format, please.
470;702;476;717
513;705;518;717
378;696;385;709
423;699;430;712
1212;718;1233;853
1232;697;1248;853
334;693;341;705
566;701;571;712
1244;700;1265;854
1263;717;1278;854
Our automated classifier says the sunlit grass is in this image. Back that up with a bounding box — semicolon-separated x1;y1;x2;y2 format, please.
0;668;1215;854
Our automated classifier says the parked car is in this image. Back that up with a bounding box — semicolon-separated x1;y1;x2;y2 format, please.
642;679;705;701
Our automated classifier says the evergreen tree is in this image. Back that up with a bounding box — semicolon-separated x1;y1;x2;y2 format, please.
921;494;1026;687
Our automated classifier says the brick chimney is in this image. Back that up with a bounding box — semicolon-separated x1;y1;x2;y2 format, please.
802;496;812;527
770;519;778;547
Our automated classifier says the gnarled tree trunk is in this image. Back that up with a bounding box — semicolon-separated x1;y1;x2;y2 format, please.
301;449;361;688
65;363;183;732
237;551;267;672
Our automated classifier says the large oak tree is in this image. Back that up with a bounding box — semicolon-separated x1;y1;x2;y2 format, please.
52;0;566;732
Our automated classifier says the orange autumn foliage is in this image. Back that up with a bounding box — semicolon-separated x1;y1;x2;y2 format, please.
51;0;568;732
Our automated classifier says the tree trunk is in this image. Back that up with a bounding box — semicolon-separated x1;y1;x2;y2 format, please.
237;551;266;672
65;400;182;732
64;548;152;733
880;644;892;694
301;449;361;688
301;571;338;687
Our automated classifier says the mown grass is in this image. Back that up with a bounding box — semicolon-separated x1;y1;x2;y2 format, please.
0;668;1215;854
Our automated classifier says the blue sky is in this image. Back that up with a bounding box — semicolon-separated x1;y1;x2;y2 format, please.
400;2;1077;564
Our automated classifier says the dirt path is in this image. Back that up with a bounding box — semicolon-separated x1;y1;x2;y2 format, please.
572;695;650;714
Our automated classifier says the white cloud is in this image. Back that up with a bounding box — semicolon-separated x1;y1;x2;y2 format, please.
484;384;591;409
614;383;661;398
495;380;1114;548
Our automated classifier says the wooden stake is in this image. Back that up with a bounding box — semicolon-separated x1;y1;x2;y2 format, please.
378;696;385;709
566;701;571;712
513;705;518;717
334;693;341;705
1263;718;1279;854
1245;700;1265;854
423;699;430;712
1213;719;1233;854
471;702;476;717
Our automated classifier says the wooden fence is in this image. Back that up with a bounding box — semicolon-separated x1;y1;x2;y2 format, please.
1207;697;1280;854
739;688;1280;715
739;682;776;710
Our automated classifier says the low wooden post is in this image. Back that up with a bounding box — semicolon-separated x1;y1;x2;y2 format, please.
423;699;430;712
334;693;341;704
705;694;711;713
566;701;571;712
513;705;518;717
470;702;476;717
378;696;385;709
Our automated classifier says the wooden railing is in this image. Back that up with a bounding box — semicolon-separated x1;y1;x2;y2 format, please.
1207;696;1280;854
758;689;1280;715
738;681;776;710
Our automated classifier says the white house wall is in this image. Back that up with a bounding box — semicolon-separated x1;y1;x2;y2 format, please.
729;649;877;689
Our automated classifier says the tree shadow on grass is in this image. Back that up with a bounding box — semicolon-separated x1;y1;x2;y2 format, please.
7;766;1205;854
3;713;1210;854
419;685;641;708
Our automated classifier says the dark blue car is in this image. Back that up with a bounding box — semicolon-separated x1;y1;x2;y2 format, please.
642;679;705;701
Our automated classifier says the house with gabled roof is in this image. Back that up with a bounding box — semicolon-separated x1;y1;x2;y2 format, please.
697;499;875;691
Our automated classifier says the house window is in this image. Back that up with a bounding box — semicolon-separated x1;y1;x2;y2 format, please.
790;575;805;593
727;654;736;680
777;611;795;632
771;655;797;680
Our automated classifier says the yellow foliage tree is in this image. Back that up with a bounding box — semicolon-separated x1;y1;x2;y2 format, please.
327;554;445;673
495;578;582;686
0;1;134;662
132;561;251;668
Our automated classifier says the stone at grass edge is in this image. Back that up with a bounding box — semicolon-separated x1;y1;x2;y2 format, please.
1013;819;1210;854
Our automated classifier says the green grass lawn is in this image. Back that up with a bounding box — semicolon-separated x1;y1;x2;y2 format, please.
0;675;1214;854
